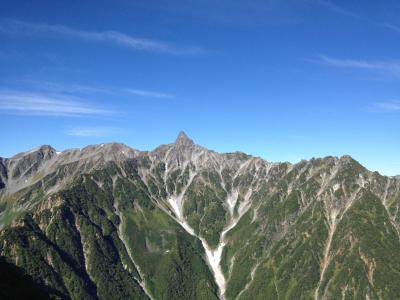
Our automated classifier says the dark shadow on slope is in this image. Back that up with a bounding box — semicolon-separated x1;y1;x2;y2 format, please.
0;256;53;300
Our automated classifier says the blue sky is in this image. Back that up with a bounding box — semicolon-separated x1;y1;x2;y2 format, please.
0;0;399;175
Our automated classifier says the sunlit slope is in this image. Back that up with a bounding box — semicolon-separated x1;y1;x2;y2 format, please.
0;132;399;299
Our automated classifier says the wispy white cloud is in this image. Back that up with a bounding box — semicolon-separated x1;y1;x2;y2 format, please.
315;55;400;77
0;91;111;117
314;0;360;18
381;23;400;33
19;80;105;94
312;1;400;38
19;80;175;99
372;101;400;112
0;19;205;55
66;126;119;137
124;88;174;99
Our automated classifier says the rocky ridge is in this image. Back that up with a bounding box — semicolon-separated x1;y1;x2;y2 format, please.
0;132;399;299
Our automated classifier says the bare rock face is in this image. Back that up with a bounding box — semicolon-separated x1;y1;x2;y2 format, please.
7;145;57;179
175;131;194;147
0;132;399;300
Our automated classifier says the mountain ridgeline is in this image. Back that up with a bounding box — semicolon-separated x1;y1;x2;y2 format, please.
0;132;400;300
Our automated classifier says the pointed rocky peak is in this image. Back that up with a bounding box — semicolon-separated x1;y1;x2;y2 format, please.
34;145;57;160
8;145;57;179
175;131;194;147
38;144;55;152
152;131;205;167
338;155;363;168
11;145;56;159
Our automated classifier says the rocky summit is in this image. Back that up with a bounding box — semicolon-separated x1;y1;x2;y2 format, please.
0;132;399;300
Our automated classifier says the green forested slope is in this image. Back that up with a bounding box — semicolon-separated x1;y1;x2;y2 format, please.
0;134;399;299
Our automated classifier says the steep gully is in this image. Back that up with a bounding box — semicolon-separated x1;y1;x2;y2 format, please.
168;191;252;300
166;164;256;299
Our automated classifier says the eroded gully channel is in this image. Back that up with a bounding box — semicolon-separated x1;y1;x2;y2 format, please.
167;188;253;300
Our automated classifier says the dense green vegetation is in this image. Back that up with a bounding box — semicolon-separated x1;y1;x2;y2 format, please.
0;160;219;299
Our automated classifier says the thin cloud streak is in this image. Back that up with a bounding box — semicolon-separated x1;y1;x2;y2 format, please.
67;126;119;137
313;1;400;37
374;101;400;112
314;0;360;18
124;88;174;99
382;23;400;33
19;80;175;99
0;19;205;55
0;91;112;117
19;80;106;94
316;55;400;77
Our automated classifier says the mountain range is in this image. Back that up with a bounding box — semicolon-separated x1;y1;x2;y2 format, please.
0;132;399;299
